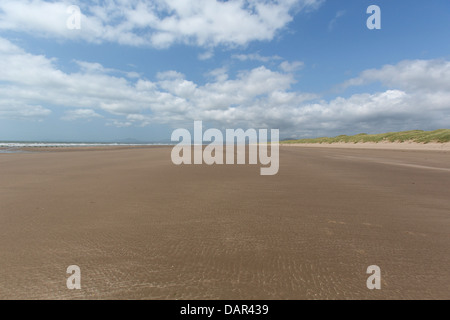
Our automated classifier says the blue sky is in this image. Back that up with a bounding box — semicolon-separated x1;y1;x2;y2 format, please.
0;0;449;141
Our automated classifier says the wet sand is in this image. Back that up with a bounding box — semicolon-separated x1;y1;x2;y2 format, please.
0;146;449;299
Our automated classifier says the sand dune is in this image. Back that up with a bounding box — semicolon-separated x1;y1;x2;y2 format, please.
282;141;450;151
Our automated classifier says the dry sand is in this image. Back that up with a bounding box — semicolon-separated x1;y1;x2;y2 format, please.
0;146;449;299
282;141;450;151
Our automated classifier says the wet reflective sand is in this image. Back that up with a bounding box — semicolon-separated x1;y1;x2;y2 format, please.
0;146;449;299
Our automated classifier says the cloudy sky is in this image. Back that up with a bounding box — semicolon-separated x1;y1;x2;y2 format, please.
0;0;449;142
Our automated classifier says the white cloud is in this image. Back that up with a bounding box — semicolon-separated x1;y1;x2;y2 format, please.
0;36;306;128
62;109;103;121
328;10;345;31
232;53;282;63
126;71;141;79
0;0;323;48
198;50;214;60
0;100;51;120
74;60;114;74
0;37;449;137
206;67;229;82
279;60;304;72
343;59;450;93
106;119;133;128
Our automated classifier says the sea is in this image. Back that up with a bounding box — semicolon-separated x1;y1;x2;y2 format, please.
0;142;171;153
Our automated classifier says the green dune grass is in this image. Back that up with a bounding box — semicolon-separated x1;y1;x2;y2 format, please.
282;129;450;144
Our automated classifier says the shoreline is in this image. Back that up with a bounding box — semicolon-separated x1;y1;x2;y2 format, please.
3;141;450;153
0;145;170;153
3;141;450;154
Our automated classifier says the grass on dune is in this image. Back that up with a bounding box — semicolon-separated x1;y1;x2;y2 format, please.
282;129;450;144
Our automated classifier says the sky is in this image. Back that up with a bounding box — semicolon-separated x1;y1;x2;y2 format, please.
0;0;449;142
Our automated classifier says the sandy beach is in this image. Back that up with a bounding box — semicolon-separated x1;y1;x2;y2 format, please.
0;146;449;299
282;141;450;151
